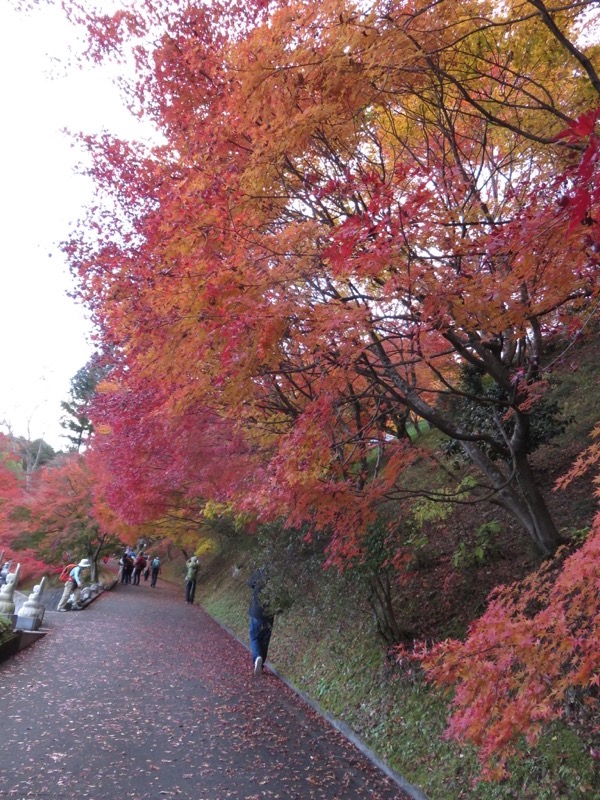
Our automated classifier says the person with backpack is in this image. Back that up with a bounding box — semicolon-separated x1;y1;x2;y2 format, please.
185;556;199;604
132;553;147;585
120;552;134;584
57;559;91;611
247;566;275;676
150;556;161;587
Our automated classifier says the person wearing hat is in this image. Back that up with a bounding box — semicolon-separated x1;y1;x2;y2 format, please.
57;558;91;612
184;556;200;604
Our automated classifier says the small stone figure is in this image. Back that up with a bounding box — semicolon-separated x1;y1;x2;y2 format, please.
0;564;21;618
80;586;92;604
17;577;47;628
0;560;12;588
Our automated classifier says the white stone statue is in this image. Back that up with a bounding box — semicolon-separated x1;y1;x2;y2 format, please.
0;559;12;587
18;576;46;623
0;564;21;617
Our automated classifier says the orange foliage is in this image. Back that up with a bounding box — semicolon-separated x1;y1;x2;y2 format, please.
555;424;600;491
28;0;600;773
18;452;139;563
58;0;600;561
409;520;600;780
0;433;49;583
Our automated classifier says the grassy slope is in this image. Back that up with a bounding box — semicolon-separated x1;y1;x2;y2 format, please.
201;554;597;799
200;336;600;800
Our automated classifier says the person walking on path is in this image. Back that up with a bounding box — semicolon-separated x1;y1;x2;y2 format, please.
1;583;407;800
248;566;275;676
121;552;134;584
185;556;199;603
150;556;161;587
57;558;91;611
132;552;147;585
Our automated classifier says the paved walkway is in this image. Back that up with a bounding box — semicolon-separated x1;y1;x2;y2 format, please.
0;580;411;800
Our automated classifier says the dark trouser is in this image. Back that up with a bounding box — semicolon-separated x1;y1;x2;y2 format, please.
249;615;273;663
132;569;142;585
151;569;159;587
185;579;197;603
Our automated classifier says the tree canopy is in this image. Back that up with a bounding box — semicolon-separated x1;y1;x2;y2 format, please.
8;0;598;778
62;0;600;561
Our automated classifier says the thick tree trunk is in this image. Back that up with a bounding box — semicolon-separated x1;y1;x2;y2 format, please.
513;452;562;555
87;532;107;583
366;342;562;556
461;441;560;557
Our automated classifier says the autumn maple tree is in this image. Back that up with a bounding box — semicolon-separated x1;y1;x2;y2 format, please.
87;374;257;551
11;453;117;579
0;434;21;521
0;433;49;583
38;0;600;776
404;428;600;779
58;0;600;561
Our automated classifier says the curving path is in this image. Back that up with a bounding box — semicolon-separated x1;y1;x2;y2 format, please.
0;579;411;800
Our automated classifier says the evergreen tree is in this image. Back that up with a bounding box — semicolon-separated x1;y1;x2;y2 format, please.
60;355;109;451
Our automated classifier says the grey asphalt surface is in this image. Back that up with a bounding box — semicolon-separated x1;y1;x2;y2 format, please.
0;579;410;800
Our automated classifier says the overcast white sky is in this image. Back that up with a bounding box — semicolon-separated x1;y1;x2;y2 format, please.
0;1;142;450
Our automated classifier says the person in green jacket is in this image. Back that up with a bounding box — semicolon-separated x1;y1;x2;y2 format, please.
185;556;199;604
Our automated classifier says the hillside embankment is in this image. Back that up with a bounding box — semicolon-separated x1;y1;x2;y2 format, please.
197;536;598;800
196;337;600;800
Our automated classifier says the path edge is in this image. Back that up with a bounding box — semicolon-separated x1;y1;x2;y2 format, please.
203;609;431;800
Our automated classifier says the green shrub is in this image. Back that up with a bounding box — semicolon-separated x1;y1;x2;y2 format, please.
452;520;502;569
0;614;16;645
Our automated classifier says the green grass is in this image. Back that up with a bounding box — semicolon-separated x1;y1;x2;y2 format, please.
548;335;599;443
197;334;600;799
200;540;599;800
